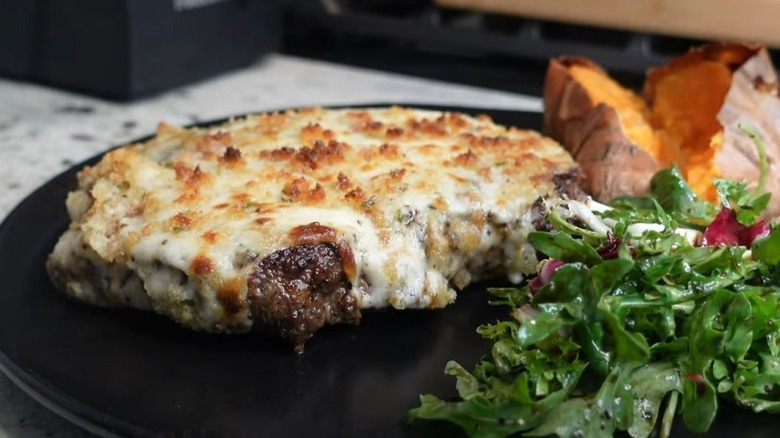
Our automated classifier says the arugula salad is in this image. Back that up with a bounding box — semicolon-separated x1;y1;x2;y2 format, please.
408;165;780;437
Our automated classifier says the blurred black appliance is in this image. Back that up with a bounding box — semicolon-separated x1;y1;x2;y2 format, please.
0;0;281;100
282;0;780;96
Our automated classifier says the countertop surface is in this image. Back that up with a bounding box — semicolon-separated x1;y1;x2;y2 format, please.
0;53;539;437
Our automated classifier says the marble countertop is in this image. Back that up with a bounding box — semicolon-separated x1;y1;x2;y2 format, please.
0;53;540;436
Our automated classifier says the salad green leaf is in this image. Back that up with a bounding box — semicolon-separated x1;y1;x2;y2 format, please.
713;179;771;226
646;166;718;225
409;168;780;437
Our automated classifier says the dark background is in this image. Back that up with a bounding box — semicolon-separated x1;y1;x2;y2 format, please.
1;0;757;100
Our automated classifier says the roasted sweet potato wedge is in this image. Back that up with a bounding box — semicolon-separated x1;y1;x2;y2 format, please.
544;57;662;201
544;43;780;217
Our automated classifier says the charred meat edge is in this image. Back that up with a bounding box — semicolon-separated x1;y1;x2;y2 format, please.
532;169;585;232
247;223;359;352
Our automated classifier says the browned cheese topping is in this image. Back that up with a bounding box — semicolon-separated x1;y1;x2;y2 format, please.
47;106;579;349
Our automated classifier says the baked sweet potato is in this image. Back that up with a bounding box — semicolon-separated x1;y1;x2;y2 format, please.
544;43;780;217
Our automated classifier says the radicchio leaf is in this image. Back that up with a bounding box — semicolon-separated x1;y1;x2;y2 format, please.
529;259;565;294
702;207;771;247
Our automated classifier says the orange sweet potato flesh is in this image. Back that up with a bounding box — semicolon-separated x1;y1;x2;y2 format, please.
644;44;759;201
568;63;659;157
544;43;780;217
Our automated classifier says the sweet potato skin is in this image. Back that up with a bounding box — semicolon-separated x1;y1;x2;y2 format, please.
544;57;661;201
545;44;780;218
715;47;780;218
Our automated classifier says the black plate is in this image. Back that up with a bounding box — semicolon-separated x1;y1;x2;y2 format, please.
1;106;778;437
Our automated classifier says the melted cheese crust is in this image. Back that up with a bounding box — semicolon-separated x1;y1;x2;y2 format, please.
48;107;578;335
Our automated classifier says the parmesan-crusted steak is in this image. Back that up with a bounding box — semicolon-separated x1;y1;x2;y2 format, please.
47;106;580;350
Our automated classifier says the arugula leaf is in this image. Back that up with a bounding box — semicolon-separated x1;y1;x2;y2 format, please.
627;363;682;438
528;232;601;265
526;364;635;438
713;179;771;225
409;168;780;438
409;336;587;437
753;228;780;266
740;124;769;196
648;166;718;225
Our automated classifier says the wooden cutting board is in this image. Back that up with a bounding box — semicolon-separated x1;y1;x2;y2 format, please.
435;0;780;48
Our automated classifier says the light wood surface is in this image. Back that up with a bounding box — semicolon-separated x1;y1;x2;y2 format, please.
436;0;780;47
